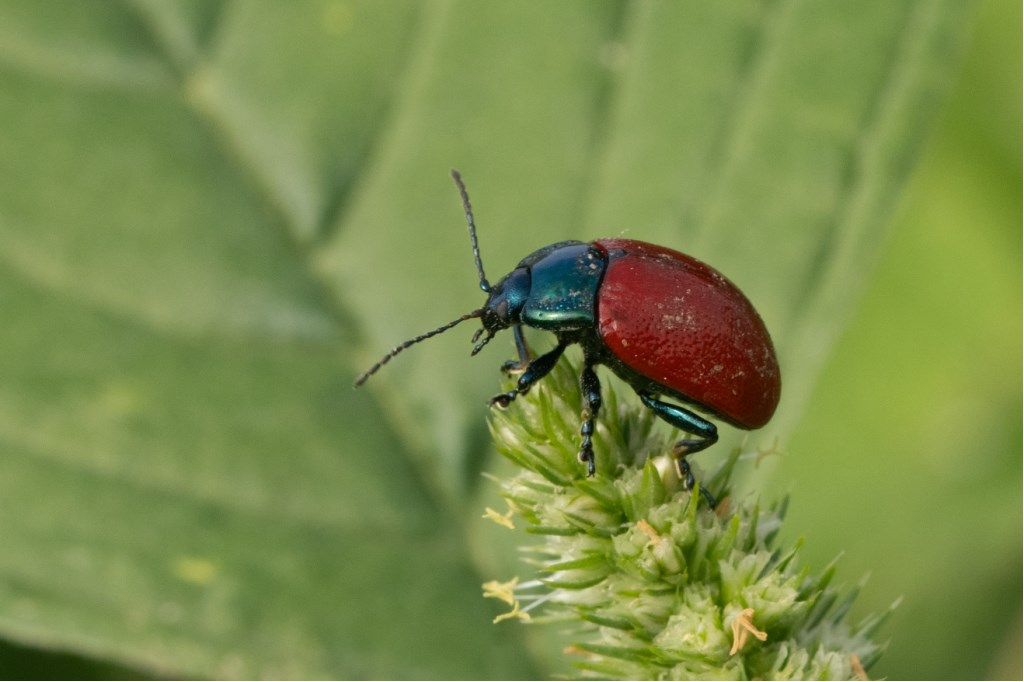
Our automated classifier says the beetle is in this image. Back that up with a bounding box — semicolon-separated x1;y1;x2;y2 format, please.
355;170;781;506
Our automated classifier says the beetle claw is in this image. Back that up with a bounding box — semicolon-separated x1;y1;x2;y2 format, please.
489;391;517;409
674;451;717;509
500;359;528;376
578;442;596;477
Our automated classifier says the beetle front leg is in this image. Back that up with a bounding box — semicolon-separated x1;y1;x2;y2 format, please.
577;363;602;477
500;324;534;375
639;393;718;508
489;340;566;408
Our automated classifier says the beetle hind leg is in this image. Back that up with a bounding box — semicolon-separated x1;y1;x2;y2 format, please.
639;393;718;508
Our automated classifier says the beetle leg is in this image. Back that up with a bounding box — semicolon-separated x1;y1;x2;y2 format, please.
676;456;717;509
489;341;566;408
577;363;602;477
638;393;718;508
500;324;534;375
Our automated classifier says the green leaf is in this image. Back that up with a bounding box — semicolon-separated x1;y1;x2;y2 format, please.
0;0;971;678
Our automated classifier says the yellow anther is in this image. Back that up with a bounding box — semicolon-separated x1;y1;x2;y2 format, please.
729;607;768;655
850;653;869;680
755;436;783;466
492;601;531;624
636;519;661;543
482;577;519;606
482;576;532;624
482;506;516;529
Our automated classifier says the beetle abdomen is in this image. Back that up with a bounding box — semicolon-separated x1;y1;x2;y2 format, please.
593;239;780;429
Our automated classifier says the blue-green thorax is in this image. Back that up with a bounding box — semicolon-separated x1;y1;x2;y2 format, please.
482;241;608;334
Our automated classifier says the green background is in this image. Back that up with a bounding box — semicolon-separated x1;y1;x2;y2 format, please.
0;0;1017;679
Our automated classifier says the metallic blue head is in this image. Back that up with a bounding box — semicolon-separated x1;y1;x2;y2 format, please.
481;267;530;334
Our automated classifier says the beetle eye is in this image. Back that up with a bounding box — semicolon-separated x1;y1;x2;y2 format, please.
495;300;509;320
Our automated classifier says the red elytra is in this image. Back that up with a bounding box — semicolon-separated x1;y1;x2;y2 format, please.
593;238;781;429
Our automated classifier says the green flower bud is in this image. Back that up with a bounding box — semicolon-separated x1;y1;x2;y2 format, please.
482;356;889;680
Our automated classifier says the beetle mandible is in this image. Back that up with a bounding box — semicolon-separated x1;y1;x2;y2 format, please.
355;170;781;506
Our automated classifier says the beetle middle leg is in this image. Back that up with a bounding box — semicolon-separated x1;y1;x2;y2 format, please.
500;324;534;375
489;340;566;408
639;393;718;508
577;363;602;477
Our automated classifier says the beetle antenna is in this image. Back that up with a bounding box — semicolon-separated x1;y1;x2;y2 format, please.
354;309;484;387
451;169;491;293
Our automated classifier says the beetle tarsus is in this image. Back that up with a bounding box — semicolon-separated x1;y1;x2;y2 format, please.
676;454;718;509
577;363;602;477
676;452;697;489
578;445;596;477
489;391;517;408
